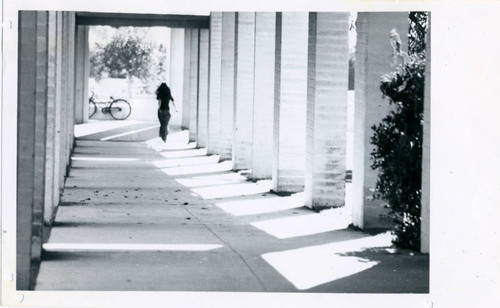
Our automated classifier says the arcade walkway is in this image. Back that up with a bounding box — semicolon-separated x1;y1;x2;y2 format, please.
35;121;428;292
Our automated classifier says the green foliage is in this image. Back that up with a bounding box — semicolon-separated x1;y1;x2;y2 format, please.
370;12;428;251
145;43;168;93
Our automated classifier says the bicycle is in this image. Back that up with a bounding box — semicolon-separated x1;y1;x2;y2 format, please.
89;92;132;120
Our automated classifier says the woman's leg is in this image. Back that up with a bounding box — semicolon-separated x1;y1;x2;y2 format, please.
158;109;167;142
164;112;172;136
158;110;171;142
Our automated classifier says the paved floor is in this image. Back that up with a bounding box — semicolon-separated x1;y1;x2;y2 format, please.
35;121;428;292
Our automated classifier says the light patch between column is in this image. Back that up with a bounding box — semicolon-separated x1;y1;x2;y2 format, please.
74;120;143;137
158;160;233;176
215;191;302;216
71;157;139;162
191;181;271;200
152;155;219;168
43;243;224;252
158;148;207;159
261;232;393;290
250;210;351;239
175;173;245;188
100;124;160;141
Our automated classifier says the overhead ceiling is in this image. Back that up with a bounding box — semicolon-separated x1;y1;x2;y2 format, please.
75;12;210;28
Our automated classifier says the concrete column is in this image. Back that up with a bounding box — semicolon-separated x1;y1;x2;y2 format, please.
169;28;185;127
219;12;236;161
32;11;49;265
189;29;199;142
421;16;431;254
74;25;89;124
17;10;37;290
61;12;70;177
53;12;63;210
17;10;48;290
352;12;409;228
182;29;192;129
44;11;57;225
197;29;209;147
305;13;350;210
65;12;76;163
272;12;309;192
44;11;77;233
251;13;276;180
207;12;223;155
233;12;256;170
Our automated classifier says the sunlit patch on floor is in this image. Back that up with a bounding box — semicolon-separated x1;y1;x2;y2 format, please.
158;148;208;158
71;156;139;162
159;161;233;176
176;178;238;189
43;243;224;252
100;124;160;141
175;172;252;188
74;120;139;138
152;155;220;168
215;191;302;216
191;181;271;200
261;232;394;290
144;129;193;151
250;209;352;239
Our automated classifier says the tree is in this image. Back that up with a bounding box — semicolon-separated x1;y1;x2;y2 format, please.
90;28;155;80
370;12;428;251
408;12;429;55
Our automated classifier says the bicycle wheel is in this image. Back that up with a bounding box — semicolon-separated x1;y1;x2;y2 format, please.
109;99;131;120
89;101;97;119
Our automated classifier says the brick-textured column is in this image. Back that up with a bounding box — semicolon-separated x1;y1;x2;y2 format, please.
272;12;309;192
189;29;199;142
169;28;184;127
305;12;350;209
182;29;192;129
352;12;409;228
32;11;49;265
17;10;37;290
197;29;209;147
233;12;256;170
53;12;63;212
45;11;77;229
65;12;76;166
44;12;57;225
219;12;236;161
17;10;49;290
251;13;276;179
421;16;431;254
207;12;223;155
74;25;89;124
61;12;70;175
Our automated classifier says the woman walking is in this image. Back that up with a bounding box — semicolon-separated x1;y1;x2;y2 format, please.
156;83;177;142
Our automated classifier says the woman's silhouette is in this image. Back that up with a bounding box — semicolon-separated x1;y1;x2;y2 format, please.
155;83;177;142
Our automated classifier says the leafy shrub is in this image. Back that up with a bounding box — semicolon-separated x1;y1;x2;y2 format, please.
89;27;167;94
370;12;428;250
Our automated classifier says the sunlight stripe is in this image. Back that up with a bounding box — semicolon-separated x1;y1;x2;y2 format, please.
100;124;160;141
43;243;224;252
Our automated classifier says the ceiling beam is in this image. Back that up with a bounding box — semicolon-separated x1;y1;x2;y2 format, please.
75;12;210;28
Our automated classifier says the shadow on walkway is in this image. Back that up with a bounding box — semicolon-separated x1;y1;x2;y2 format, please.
35;121;428;292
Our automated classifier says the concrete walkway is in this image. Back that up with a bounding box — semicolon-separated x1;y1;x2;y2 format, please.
35;121;428;292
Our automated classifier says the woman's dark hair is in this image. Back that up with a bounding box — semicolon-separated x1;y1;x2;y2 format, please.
156;83;172;101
